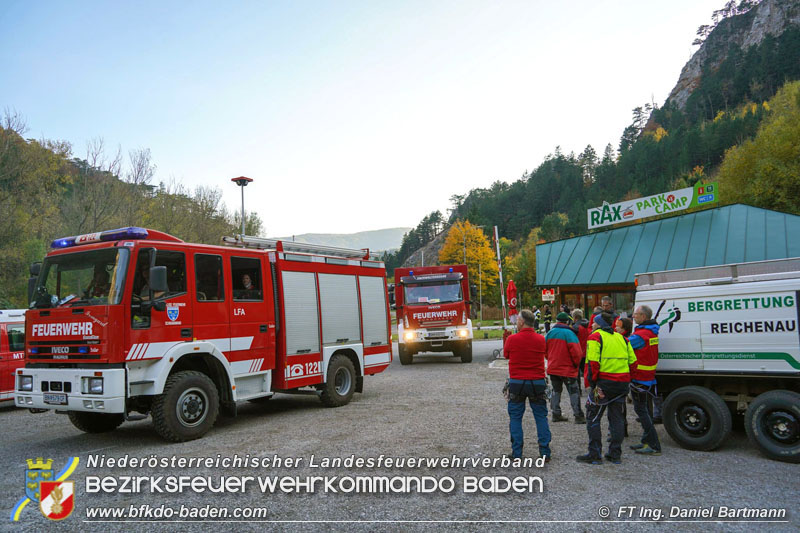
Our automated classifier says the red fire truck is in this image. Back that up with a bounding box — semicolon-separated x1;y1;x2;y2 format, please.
394;265;474;365
16;228;392;441
1;309;25;403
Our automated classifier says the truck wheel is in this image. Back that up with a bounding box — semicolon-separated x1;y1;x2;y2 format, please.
320;355;356;407
67;411;124;433
459;341;473;363
151;370;219;442
745;390;800;463
399;345;413;365
663;386;731;451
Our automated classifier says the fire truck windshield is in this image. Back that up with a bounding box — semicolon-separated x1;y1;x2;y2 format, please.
31;248;130;308
404;280;462;305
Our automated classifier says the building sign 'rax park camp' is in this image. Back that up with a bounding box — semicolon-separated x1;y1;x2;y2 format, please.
587;182;718;230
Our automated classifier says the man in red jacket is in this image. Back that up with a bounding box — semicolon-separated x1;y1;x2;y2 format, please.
546;312;586;423
503;309;551;460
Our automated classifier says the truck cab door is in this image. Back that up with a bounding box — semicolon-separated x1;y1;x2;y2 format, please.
3;323;25;396
129;248;193;361
0;325;9;396
193;253;231;353
229;256;275;372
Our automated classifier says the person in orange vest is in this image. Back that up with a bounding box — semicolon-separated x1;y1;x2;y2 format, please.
576;312;636;465
628;305;662;455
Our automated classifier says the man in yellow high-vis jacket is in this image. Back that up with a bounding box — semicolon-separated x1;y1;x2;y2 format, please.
576;312;637;465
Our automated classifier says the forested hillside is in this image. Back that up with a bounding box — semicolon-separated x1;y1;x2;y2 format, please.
0;117;262;307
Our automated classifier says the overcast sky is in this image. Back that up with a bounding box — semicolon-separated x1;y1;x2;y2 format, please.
1;0;722;237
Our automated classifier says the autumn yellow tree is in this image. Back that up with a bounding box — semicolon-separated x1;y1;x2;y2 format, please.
439;220;498;298
717;81;800;214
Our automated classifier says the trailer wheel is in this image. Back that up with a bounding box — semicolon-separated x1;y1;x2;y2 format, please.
152;370;219;442
459;341;473;363
663;386;731;451
398;345;413;365
67;411;124;433
745;390;800;463
320;355;356;407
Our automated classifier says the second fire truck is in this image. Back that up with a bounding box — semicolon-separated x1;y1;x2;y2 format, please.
394;265;475;364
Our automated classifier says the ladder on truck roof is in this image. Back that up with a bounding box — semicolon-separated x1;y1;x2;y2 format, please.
222;235;382;261
636;257;800;291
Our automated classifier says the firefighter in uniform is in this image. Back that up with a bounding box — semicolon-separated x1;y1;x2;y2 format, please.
629;305;662;455
576;312;636;465
503;309;552;460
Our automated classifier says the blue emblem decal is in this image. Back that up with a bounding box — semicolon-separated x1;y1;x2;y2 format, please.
167;305;179;321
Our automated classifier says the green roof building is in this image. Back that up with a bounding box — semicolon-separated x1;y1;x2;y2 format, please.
535;204;800;316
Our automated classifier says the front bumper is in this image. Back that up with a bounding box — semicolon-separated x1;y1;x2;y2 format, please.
15;368;126;413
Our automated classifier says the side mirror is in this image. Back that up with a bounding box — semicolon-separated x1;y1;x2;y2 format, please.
30;262;41;276
149;266;168;293
152;300;167;312
470;284;477;300
27;277;37;303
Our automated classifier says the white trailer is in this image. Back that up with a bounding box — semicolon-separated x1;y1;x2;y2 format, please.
635;257;800;463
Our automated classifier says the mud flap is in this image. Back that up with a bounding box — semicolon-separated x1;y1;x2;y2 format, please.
221;400;237;418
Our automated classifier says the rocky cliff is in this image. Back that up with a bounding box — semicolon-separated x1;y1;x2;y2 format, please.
666;0;800;109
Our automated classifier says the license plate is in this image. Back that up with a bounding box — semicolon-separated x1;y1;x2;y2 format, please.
43;393;67;405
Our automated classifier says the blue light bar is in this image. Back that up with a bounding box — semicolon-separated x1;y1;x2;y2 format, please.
78;346;89;354
409;271;413;276
30;347;38;354
51;227;149;249
449;268;453;272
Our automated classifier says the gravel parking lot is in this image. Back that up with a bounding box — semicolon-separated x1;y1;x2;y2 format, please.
2;340;797;532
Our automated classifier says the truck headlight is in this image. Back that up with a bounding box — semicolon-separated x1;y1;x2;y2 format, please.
83;377;104;394
18;375;33;392
403;330;415;341
458;328;469;338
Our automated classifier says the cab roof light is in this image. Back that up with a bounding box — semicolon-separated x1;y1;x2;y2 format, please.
51;227;149;249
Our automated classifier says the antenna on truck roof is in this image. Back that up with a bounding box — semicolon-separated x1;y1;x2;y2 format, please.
222;234;381;261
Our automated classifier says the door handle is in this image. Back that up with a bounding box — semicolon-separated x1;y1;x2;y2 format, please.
260;324;267;333
181;328;192;338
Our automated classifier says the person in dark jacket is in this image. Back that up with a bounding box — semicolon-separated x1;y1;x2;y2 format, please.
542;304;553;333
546;313;585;423
571;309;590;382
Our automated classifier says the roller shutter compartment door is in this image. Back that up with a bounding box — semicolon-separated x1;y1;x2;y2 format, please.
281;271;320;355
318;273;361;346
359;276;389;346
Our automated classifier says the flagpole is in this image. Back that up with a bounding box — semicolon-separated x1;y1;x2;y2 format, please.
494;226;507;330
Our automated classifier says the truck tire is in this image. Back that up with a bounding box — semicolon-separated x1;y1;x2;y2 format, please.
320;355;356;407
459;341;473;363
745;390;800;463
398;345;413;365
663;386;732;451
151;370;219;442
67;411;124;433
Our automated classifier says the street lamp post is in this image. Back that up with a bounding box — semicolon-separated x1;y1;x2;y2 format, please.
231;176;253;237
